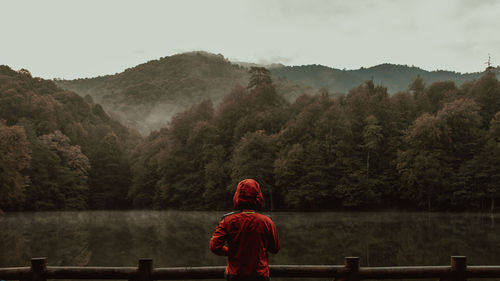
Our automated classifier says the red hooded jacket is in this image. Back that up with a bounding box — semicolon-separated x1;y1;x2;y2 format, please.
210;179;280;277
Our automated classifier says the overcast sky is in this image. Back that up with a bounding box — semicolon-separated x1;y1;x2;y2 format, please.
1;0;499;79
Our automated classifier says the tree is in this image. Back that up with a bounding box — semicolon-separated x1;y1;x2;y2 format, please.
435;98;482;163
128;129;166;208
231;131;277;210
203;144;232;209
415;81;457;115
247;67;273;90
466;73;500;127
409;75;425;95
155;101;217;209
87;126;131;209
397;99;483;210
470;112;500;210
397;113;449;210
0;122;31;211
214;85;252;148
362;115;383;179
0;65;136;210
274;143;307;208
26;131;90;210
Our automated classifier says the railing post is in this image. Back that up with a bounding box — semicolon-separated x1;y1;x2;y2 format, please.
30;258;47;281
341;257;359;281
137;258;153;281
451;256;466;281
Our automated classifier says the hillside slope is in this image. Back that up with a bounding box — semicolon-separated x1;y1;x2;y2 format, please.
0;66;140;210
57;51;499;134
57;52;310;134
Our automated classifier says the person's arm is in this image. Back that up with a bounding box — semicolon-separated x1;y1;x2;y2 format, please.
267;220;280;254
209;219;229;256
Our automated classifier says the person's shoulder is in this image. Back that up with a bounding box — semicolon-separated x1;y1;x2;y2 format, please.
255;212;275;222
221;210;275;223
220;210;241;220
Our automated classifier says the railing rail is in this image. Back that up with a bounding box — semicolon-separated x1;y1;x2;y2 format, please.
1;256;500;281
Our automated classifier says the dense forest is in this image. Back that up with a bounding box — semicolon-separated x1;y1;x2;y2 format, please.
128;68;500;211
0;66;140;211
1;63;500;212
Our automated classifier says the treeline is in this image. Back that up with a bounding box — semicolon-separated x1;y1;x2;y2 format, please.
2;65;500;212
0;66;140;211
271;63;491;94
129;68;500;211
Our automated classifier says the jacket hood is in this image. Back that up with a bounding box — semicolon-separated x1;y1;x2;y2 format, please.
233;179;263;210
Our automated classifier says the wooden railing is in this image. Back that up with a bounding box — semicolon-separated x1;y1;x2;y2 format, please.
1;256;500;281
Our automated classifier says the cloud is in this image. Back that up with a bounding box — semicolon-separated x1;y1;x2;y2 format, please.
258;56;293;65
247;0;361;26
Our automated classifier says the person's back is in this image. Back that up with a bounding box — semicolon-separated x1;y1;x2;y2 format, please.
210;179;279;281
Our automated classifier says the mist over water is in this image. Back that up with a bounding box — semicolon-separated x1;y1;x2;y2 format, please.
1;211;499;268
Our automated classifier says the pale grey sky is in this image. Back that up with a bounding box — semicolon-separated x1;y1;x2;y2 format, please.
1;0;499;79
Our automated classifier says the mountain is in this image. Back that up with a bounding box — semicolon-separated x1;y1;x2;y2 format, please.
56;52;310;134
270;63;499;94
56;51;499;134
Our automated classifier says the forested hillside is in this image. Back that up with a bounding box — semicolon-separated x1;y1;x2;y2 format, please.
2;64;500;212
271;64;499;94
57;52;498;135
56;52;310;134
0;66;140;211
129;68;500;211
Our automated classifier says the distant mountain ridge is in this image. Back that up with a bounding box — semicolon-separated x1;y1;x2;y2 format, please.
56;51;498;134
270;63;499;94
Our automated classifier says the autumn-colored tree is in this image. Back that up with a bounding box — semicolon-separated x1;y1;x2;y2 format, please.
0;66;136;210
466;73;500;127
0;121;31;211
5;62;500;212
26;130;90;210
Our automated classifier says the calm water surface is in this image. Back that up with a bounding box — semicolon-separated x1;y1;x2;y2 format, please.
0;211;499;268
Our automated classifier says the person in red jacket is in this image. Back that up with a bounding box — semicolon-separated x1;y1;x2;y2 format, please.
210;179;280;281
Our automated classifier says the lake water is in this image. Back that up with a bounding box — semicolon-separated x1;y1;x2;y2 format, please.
1;211;499;269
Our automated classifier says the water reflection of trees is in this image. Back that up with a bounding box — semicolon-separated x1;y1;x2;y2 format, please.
0;212;91;266
272;212;500;266
123;211;226;267
0;211;499;268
